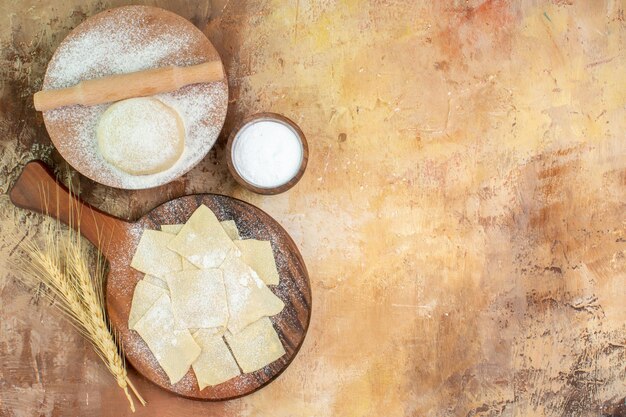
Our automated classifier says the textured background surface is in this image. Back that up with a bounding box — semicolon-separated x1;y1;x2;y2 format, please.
0;1;625;416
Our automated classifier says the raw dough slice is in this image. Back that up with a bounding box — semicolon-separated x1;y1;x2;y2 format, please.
128;280;167;329
220;253;285;334
191;327;225;337
133;294;201;384
167;205;238;269
166;269;229;329
182;260;199;271
97;97;185;176
159;224;201;270
235;239;280;285
163;220;240;241
143;274;169;291
220;220;241;240
131;230;182;278
192;330;241;389
161;224;184;234
225;317;286;373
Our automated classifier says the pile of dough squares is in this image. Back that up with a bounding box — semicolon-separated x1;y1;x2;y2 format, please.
128;204;286;389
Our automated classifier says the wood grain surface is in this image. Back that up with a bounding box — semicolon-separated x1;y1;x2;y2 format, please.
0;1;625;416
9;160;311;401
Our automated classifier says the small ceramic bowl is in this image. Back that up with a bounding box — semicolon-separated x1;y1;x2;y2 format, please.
226;112;308;195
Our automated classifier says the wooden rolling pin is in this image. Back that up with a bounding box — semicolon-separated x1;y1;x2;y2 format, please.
34;61;224;111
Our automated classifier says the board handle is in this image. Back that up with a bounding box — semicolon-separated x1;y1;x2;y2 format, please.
9;160;128;259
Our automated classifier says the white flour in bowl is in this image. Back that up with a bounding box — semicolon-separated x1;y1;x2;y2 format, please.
232;120;304;188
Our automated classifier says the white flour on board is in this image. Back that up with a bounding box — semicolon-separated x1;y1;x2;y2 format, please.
43;7;227;189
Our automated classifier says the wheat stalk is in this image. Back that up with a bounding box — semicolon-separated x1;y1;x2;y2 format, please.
12;217;146;411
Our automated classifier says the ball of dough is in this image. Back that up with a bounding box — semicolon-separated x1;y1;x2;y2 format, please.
97;98;185;176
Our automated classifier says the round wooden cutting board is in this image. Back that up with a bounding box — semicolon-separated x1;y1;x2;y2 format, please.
10;161;312;400
41;5;228;189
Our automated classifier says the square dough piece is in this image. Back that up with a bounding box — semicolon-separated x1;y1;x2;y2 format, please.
159;225;199;270
133;293;201;384
167;205;238;269
192;327;225;337
162;221;239;240
234;239;280;285
220;220;241;241
192;330;241;389
166;269;229;329
131;230;183;278
220;253;285;334
143;274;169;291
182;259;198;271
161;224;184;234
225;317;286;373
128;280;167;329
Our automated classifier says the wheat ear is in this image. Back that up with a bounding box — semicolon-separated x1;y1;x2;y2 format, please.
65;230;146;409
13;222;146;411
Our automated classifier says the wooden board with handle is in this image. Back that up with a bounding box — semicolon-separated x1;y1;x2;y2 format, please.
9;160;312;400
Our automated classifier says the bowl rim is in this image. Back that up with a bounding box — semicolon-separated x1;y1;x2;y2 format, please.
226;112;308;195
